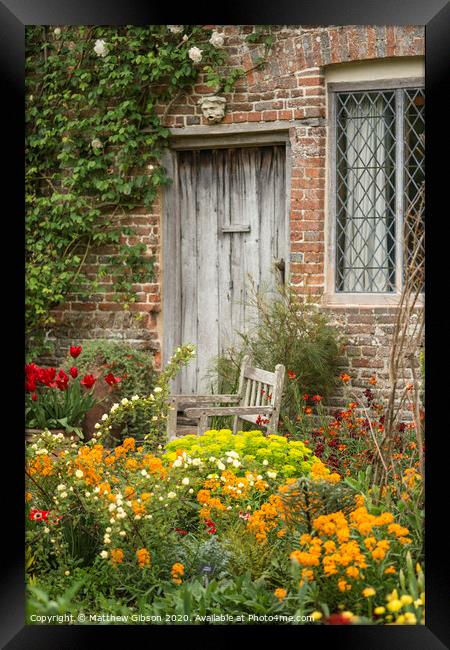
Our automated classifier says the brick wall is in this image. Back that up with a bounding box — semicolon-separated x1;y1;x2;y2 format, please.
48;25;425;407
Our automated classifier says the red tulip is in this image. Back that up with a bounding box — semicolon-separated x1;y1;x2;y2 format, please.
287;370;297;379
104;372;121;386
56;369;69;390
81;374;96;389
31;392;37;401
69;345;82;358
69;367;78;379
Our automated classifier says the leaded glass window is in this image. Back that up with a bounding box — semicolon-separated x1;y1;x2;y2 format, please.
334;86;425;293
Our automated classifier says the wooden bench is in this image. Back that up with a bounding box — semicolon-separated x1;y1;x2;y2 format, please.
166;355;285;440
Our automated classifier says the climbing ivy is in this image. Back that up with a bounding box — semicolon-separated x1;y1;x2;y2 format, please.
25;25;272;345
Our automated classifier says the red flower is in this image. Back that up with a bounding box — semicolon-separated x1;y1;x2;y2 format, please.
81;374;96;389
69;367;78;379
325;613;353;625
29;509;49;522
56;369;69;391
69;345;82;359
175;528;188;536
205;519;217;534
31;392;37;401
104;372;121;386
287;370;297;379
25;377;36;392
302;394;310;401
38;367;56;386
311;395;322;403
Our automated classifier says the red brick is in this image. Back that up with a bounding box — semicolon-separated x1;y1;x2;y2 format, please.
262;111;278;121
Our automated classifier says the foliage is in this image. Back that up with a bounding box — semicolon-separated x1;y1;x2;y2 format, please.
210;284;342;421
74;340;157;439
94;344;196;448
25;26;271;339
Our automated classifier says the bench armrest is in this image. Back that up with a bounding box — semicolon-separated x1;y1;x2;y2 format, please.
185;406;273;418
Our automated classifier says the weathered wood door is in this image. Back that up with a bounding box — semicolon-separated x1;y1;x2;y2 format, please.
163;145;287;394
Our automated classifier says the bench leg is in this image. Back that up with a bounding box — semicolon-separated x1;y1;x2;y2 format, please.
198;414;209;436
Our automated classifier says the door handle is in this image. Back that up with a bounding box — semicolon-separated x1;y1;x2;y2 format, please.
274;258;285;285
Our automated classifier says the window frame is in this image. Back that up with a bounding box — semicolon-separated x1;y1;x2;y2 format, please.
324;76;424;306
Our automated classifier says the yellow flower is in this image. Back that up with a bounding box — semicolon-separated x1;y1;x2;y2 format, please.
311;611;323;621
400;595;413;605
374;606;386;615
362;587;376;598
387;599;403;612
403;612;417;625
274;588;287;602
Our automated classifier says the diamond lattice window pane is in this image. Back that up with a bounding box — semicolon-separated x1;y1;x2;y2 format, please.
335;91;396;293
403;89;425;292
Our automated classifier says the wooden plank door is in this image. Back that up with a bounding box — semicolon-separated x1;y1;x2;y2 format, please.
163;145;287;394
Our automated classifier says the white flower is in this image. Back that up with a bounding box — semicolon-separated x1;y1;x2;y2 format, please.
167;492;176;499
152;416;158;421
208;456;216;462
101;413;108;421
188;488;194;494
217;461;226;471
106;527;112;533
267;471;277;479
91;138;103;149
121;398;129;406
154;386;163;393
43;527;50;534
119;530;126;537
64;570;70;576
54;27;61;37
75;469;84;479
108;503;117;512
131;395;139;401
182;34;188;42
158;496;163;501
192;458;201;466
262;459;269;466
188;47;203;63
94;423;101;429
94;39;108;58
256;475;262;480
168;25;183;33
173;459;182;468
57;484;66;491
232;459;241;467
60;492;68;499
181;478;190;486
100;550;109;559
141;469;149;477
209;31;224;48
84;492;91;498
111;403;119;412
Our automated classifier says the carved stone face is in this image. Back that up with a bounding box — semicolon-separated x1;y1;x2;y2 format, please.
198;95;226;123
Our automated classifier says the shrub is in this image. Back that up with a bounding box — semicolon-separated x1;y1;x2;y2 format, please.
165;429;319;479
209;284;342;422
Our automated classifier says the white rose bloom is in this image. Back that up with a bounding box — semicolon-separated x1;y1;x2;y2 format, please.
106;527;112;533
91;138;103;149
188;488;194;494
167;492;177;499
181;478;190;485
100;550;109;559
111;403;119;412
57;484;66;491
94;423;101;429
44;527;50;534
209;31;224;48
60;492;68;499
65;570;70;576
217;461;226;471
267;471;277;479
262;459;269;466
154;386;163;393
94;39;108;58
131;395;139;401
121;398;129;405
119;530;126;537
188;47;203;63
101;414;108;421
173;459;182;468
108;503;117;512
75;469;84;479
168;25;183;33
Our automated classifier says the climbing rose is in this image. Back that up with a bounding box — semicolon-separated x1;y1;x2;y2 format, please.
93;39;108;57
209;31;224;47
188;47;203;63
